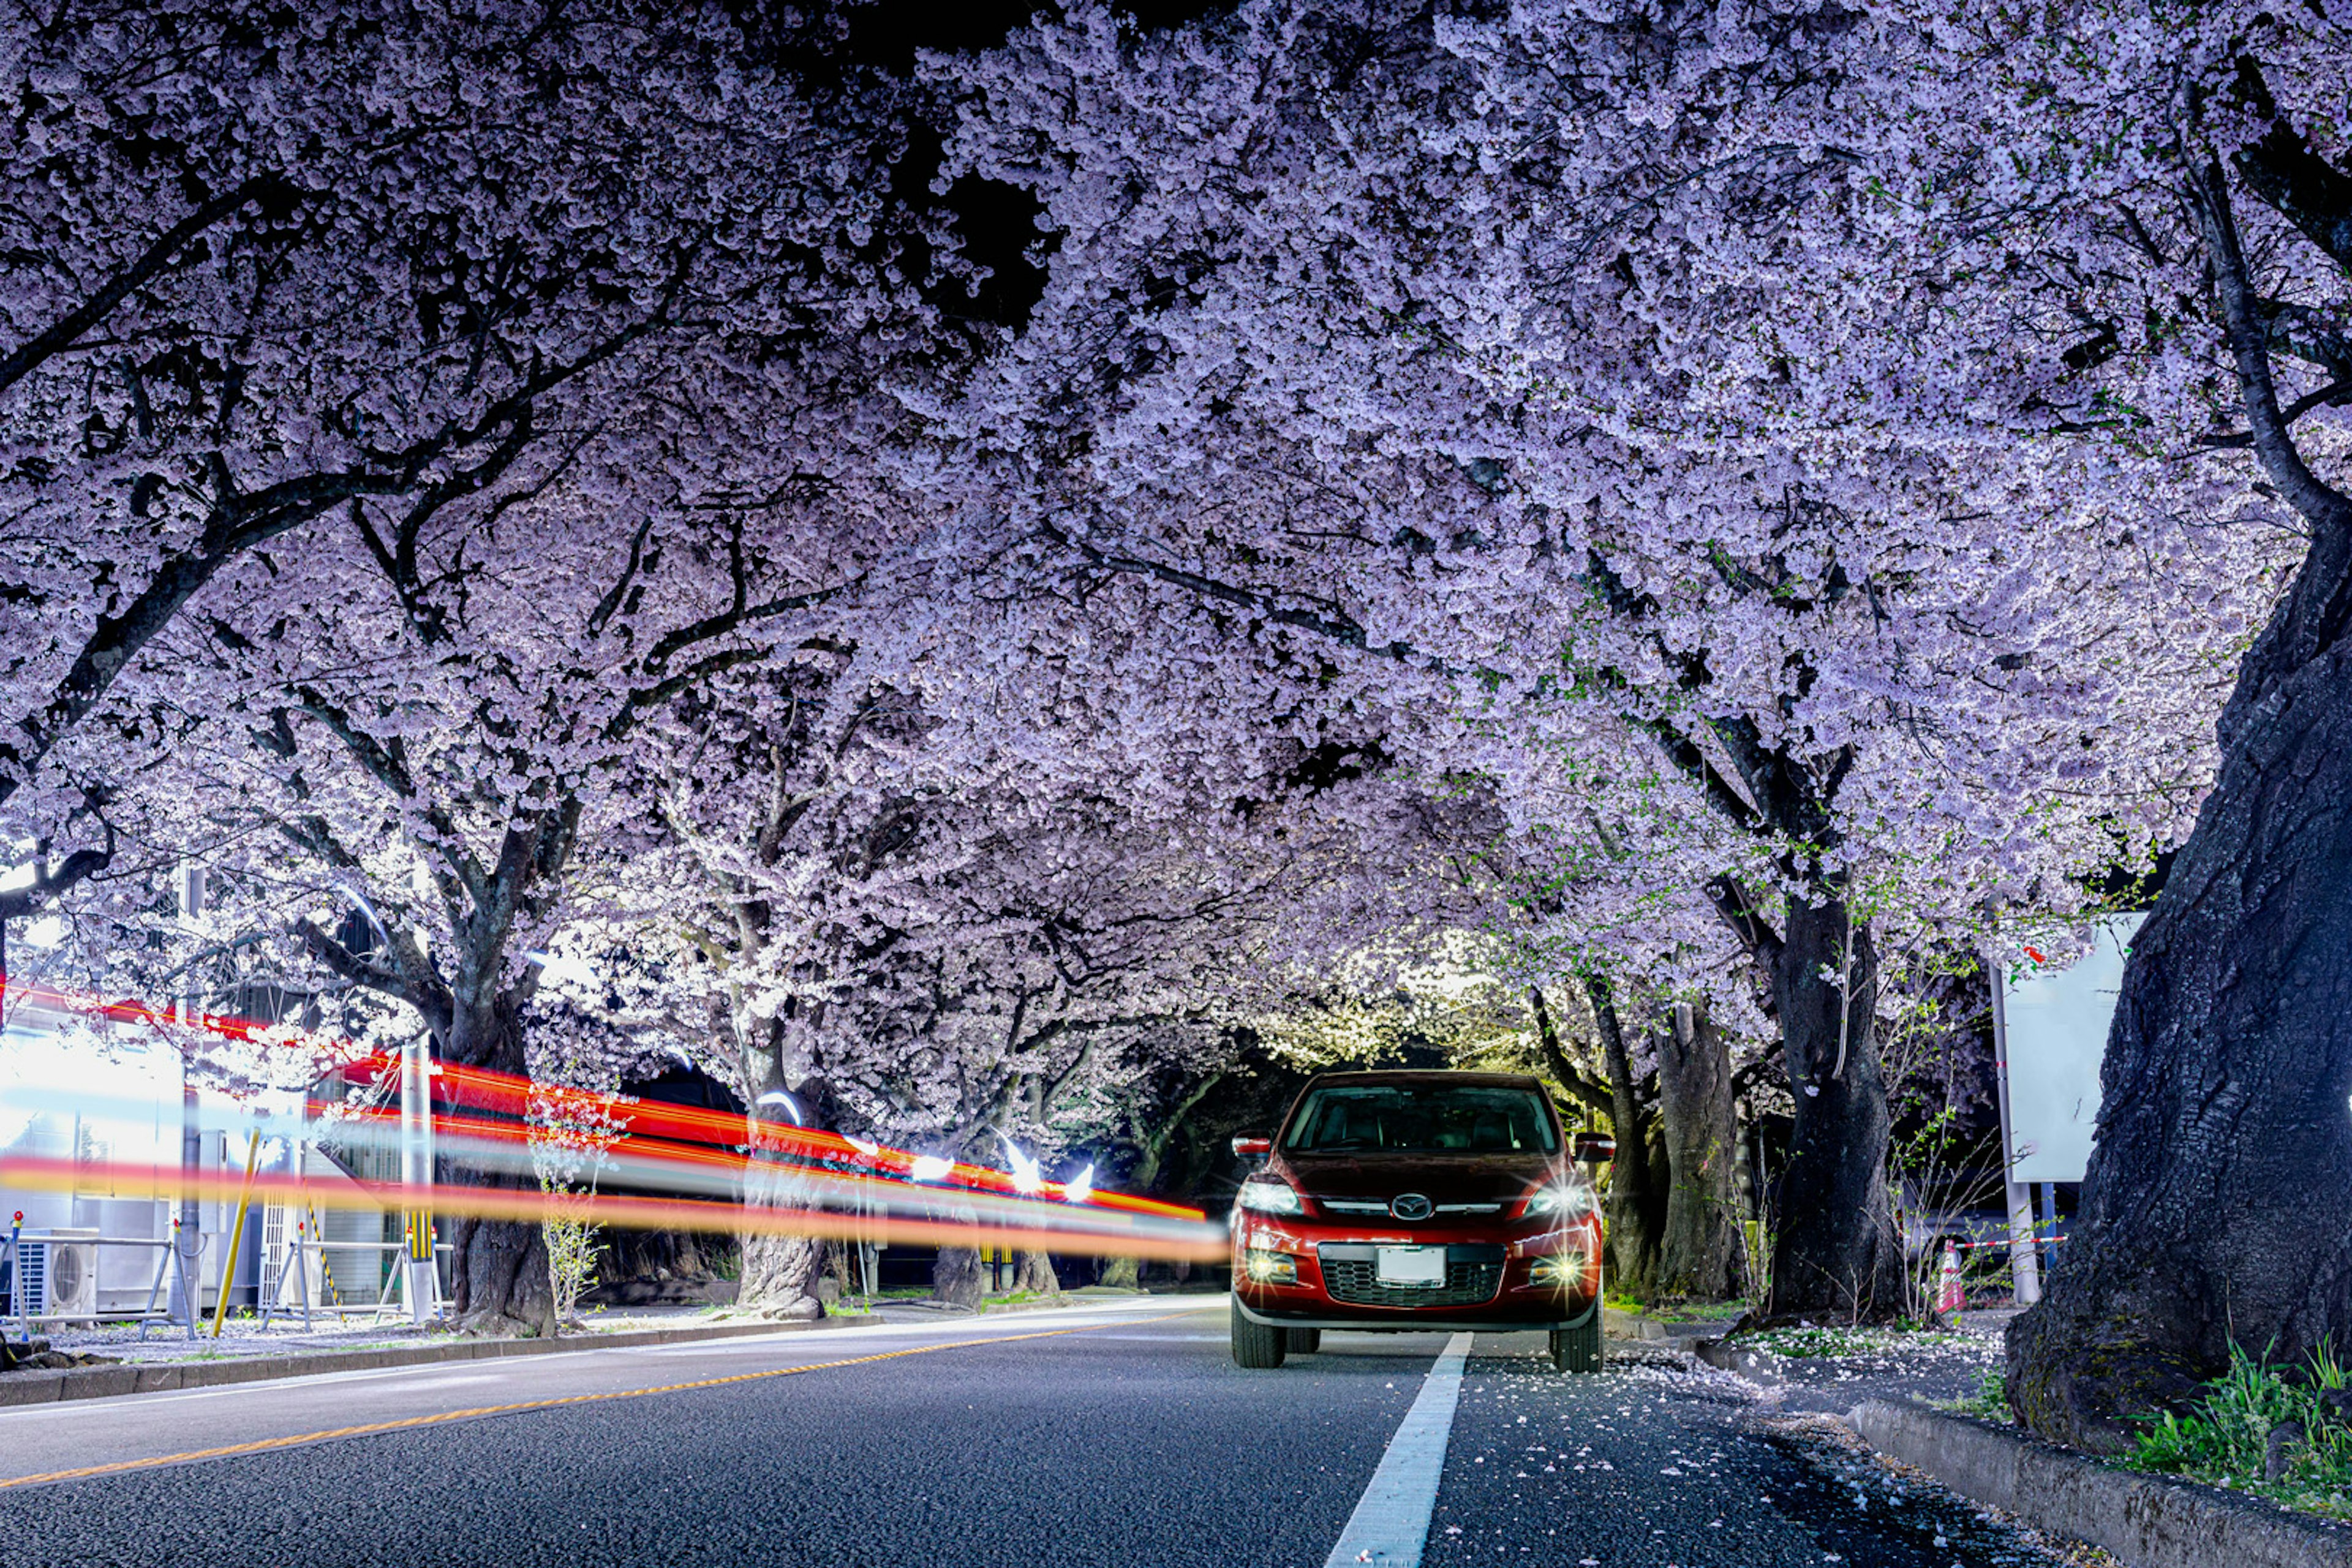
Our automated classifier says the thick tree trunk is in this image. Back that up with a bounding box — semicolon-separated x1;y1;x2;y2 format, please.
1765;896;1903;1321
1653;1003;1743;1302
445;992;557;1337
734;1033;824;1320
1589;978;1664;1297
449;1215;556;1336
1099;1254;1141;1289
2006;153;2352;1452
738;1151;824;1321
933;1245;985;1308
2006;549;2352;1447
1012;1248;1060;1296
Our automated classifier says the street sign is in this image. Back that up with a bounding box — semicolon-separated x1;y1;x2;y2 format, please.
1997;912;2144;1184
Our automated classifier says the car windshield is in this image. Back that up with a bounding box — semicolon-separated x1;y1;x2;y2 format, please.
1282;1083;1559;1155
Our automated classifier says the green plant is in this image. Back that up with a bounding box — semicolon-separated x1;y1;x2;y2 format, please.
2123;1344;2352;1520
1613;1296;1749;1324
1936;1367;2010;1422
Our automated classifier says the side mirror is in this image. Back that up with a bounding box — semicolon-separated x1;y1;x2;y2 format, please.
1232;1135;1272;1158
1572;1132;1616;1164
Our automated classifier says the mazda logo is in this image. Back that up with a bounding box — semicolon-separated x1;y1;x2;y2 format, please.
1390;1193;1433;1221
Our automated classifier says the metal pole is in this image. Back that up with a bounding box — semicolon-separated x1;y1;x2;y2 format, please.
1988;949;2043;1307
401;1034;434;1325
210;1129;263;1338
4;1210;23;1336
175;862;205;1328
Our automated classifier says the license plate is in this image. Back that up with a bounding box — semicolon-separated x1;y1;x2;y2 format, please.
1376;1246;1447;1286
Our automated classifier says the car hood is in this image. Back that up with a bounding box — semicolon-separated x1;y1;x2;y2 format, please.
1276;1151;1561;1204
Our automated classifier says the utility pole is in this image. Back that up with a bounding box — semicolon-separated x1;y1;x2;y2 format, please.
174;861;206;1328
1987;950;2043;1308
401;1031;435;1324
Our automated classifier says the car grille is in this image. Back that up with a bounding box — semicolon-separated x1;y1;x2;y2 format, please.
1316;1244;1504;1308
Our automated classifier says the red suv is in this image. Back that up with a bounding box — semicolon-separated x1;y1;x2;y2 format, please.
1228;1070;1610;1371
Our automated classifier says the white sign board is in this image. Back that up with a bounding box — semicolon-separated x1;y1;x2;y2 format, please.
1998;911;2144;1183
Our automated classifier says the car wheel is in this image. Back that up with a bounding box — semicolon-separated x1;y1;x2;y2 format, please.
1549;1315;1602;1374
1232;1299;1287;1368
1284;1327;1321;1354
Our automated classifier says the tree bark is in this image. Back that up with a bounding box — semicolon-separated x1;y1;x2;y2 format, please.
738;1150;824;1321
444;992;557;1337
733;1025;826;1319
2007;627;2352;1447
933;1245;985;1308
1764;895;1903;1321
1589;977;1664;1297
2005;148;2352;1450
1012;1248;1060;1296
1653;1003;1744;1301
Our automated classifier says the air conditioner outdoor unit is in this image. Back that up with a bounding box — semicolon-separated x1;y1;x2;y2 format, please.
17;1229;100;1321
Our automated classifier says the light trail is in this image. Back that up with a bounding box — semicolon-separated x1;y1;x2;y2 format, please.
0;978;1225;1261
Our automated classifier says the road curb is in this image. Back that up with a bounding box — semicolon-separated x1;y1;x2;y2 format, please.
1690;1335;1789;1385
0;1316;853;1410
1602;1306;1676;1341
1850;1398;2352;1568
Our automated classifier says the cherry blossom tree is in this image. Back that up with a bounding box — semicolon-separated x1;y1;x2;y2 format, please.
11;0;959;1332
927;0;2287;1322
0;0;941;941
1812;0;2352;1444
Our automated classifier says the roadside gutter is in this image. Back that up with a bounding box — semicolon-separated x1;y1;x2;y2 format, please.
1853;1398;2352;1568
1609;1305;2352;1568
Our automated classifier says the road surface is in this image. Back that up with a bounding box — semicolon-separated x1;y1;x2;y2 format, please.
0;1296;2074;1566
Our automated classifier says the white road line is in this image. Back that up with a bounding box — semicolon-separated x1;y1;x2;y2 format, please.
1322;1331;1472;1568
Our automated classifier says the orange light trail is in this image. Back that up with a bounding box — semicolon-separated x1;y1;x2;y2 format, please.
1;976;1223;1259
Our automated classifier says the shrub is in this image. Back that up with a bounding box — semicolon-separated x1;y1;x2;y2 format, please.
2123;1344;2352;1520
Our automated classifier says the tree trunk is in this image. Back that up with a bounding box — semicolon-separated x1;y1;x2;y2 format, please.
2005;149;2352;1452
1653;1003;1743;1302
448;1215;556;1336
444;992;557;1337
738;1152;824;1320
1099;1254;1141;1289
1589;977;1664;1298
933;1245;985;1308
730;1019;825;1319
1765;895;1903;1321
2005;537;2352;1446
1012;1248;1060;1296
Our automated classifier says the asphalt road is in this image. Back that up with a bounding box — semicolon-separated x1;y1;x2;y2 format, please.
0;1297;2076;1567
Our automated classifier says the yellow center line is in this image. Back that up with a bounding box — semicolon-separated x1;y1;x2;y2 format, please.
0;1305;1216;1492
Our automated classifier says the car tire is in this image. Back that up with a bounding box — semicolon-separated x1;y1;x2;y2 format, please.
1232;1300;1287;1368
1284;1327;1321;1354
1550;1315;1602;1374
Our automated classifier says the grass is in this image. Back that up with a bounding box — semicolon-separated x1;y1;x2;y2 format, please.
2121;1344;2352;1521
1607;1293;1750;1324
978;1290;1056;1311
1935;1367;2012;1422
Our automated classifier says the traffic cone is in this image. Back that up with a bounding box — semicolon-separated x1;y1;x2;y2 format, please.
1937;1242;1965;1315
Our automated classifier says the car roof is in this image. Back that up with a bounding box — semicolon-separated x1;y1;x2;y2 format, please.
1300;1069;1547;1090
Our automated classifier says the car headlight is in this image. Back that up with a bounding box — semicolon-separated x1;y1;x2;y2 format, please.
1244;1248;1299;1284
1532;1250;1591;1290
1523;1184;1597;1219
1238;1179;1304;1216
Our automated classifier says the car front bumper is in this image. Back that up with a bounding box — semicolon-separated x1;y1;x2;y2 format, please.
1231;1213;1602;1331
1232;1292;1599;1335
